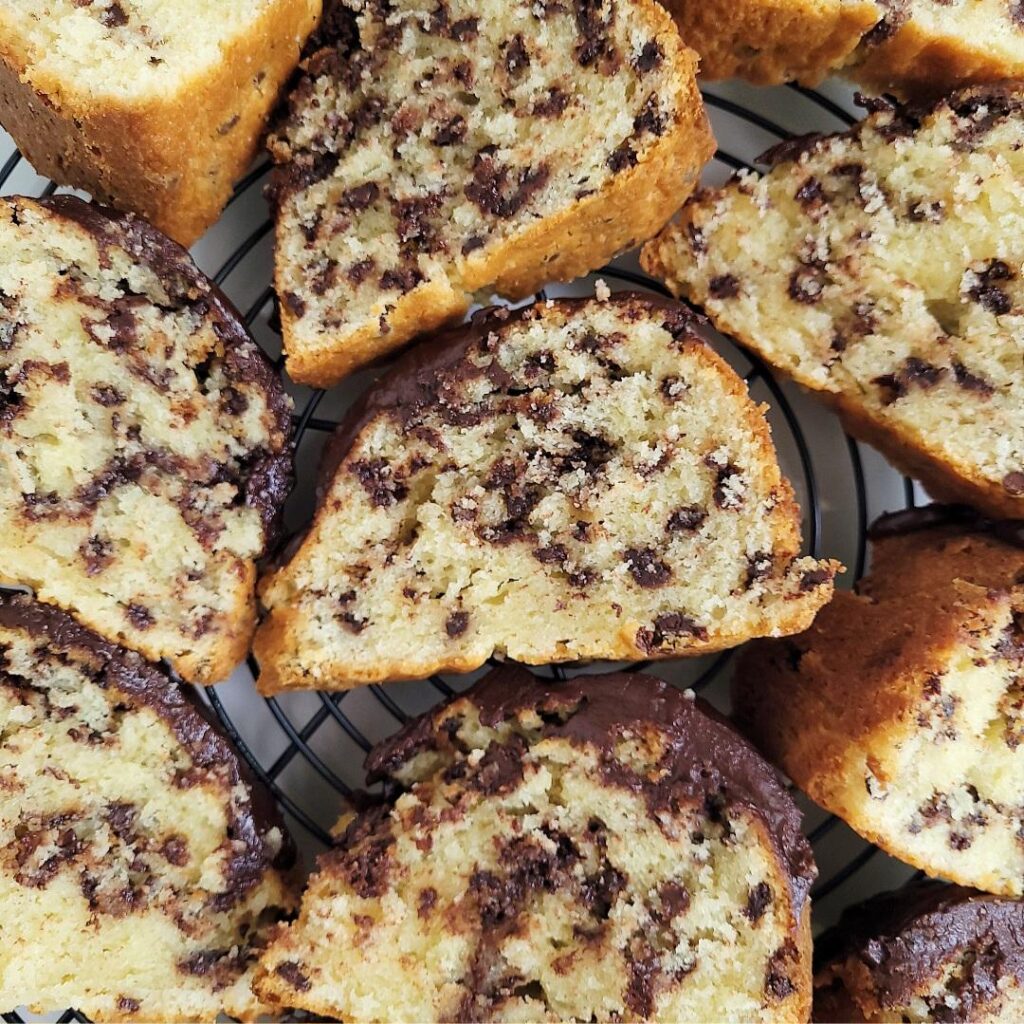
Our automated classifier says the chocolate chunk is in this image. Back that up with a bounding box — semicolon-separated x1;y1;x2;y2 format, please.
342;182;380;211
101;2;129;28
667;505;706;532
788;266;827;304
623;548;671;588
633;40;663;74
432;115;467;146
606;142;636;172
708;274;740;299
581;864;626;919
445;611;469;637
952;361;994;395
967;259;1015;315
126;603;154;630
466;154;550;219
1004;472;1024;496
799;567;832;591
275;960;312;992
745;882;772;922
502;35;530;76
533;87;570;117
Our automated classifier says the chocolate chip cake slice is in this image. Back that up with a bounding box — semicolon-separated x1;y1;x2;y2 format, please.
643;85;1024;519
657;0;880;85
848;0;1024;99
267;0;714;385
0;196;293;685
254;666;816;1022
255;294;837;693
0;595;299;1022
815;881;1024;1022
735;506;1024;897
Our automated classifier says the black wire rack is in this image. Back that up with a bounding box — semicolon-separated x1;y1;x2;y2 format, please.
1;79;928;1023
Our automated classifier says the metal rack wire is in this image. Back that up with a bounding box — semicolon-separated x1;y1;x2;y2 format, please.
1;80;925;1023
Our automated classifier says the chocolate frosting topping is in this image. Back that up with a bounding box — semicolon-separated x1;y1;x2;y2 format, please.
816;880;1024;1014
314;292;705;508
365;664;816;912
869;503;1024;550
0;594;297;898
35;196;295;549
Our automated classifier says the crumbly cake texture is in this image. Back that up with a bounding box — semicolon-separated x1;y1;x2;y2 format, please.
735;506;1024;898
0;0;320;245
0;196;293;685
254;295;837;693
814;881;1024;1023
267;0;714;386
847;0;1024;99
643;85;1024;519
254;666;816;1022
656;0;879;85
0;595;299;1023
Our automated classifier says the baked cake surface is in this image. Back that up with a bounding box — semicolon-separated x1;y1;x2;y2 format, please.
848;1;1024;99
255;294;837;693
643;85;1024;519
0;195;293;685
815;881;1024;1023
735;506;1024;897
0;595;298;1023
255;666;816;1022
0;0;320;244
267;0;714;385
657;0;879;85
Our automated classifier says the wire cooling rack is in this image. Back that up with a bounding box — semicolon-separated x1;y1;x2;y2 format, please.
2;78;932;1023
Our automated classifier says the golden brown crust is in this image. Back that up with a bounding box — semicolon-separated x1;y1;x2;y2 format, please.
658;0;879;85
274;0;714;388
0;1;319;245
849;18;1024;101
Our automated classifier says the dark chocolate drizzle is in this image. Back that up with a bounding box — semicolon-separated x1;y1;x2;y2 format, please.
365;663;816;914
868;504;1024;551
0;595;297;901
31;196;295;549
816;880;1024;1015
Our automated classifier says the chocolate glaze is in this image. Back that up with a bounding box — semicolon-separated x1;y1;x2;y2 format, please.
868;504;1024;550
28;196;295;549
0;594;297;902
815;880;1024;1016
365;663;816;913
314;293;706;508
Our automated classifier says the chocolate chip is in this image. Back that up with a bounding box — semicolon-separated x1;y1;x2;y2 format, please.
533;544;568;566
347;258;376;285
952;361;994;395
1004;472;1024;496
418;887;438;918
623;548;671;588
708;274;740;299
789;265;827;304
667;506;706;533
91;384;124;406
274;961;311;992
342;182;380;210
873;357;945;404
967;259;1015;315
799;567;831;591
533;87;570;117
745;882;772;922
432;115;467;146
606;142;636;172
281;291;306;318
633;40;663;73
126;604;153;630
445;611;469;637
101;1;128;28
503;35;530;75
466;154;550;219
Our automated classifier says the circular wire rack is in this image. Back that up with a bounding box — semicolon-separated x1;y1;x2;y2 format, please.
1;78;931;1023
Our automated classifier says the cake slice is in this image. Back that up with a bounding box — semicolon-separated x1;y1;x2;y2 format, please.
254;294;837;693
656;0;880;85
267;0;714;385
847;0;1024;99
0;595;299;1023
0;0;319;244
735;505;1024;897
815;881;1024;1023
0;196;293;685
254;666;816;1023
643;85;1024;519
